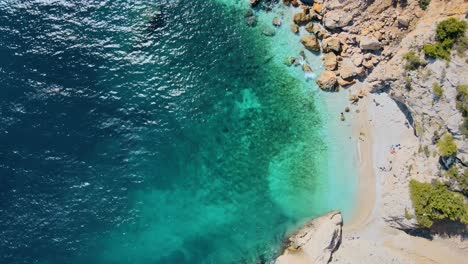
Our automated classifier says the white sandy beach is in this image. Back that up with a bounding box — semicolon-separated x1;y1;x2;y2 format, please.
332;92;468;264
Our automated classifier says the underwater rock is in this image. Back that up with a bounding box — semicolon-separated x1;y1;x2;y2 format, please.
245;10;257;27
147;10;165;32
303;63;312;72
273;17;281;27
250;0;260;7
262;27;276;37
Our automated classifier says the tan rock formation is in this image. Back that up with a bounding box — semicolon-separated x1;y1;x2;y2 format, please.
301;35;320;51
276;211;343;264
323;52;337;70
316;71;337;90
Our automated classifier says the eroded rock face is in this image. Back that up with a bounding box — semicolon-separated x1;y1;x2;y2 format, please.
323;52;337;71
316;71;337;91
323;10;353;29
322;37;341;53
276;211;343;264
301;35;320;51
293;11;316;24
290;23;299;33
305;22;329;39
359;36;381;50
339;58;358;80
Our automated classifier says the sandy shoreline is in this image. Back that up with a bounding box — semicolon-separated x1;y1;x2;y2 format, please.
346;93;375;231
333;92;468;264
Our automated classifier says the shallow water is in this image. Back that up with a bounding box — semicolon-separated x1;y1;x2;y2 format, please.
0;1;357;263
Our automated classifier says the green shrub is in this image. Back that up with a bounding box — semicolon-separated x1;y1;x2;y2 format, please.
456;36;468;57
409;180;468;228
456;84;468;115
403;51;422;70
456;85;468;138
436;18;467;43
445;165;459;178
404;207;412;220
405;74;412;91
423;43;451;60
423;145;430;158
437;133;457;157
419;0;430;10
432;82;443;98
424;18;467;60
460;118;468;138
460;169;468;194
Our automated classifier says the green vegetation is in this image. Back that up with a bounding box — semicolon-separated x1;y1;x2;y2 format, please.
423;18;467;60
405;74;412;91
445;165;459;178
437;133;457;157
460;169;468;194
403;51;423;71
456;85;468;137
423;145;430;158
432;82;443;98
456;36;468;57
423;43;450;60
456;84;468;115
404;207;412;220
415;121;424;136
409;180;468;228
419;0;430;10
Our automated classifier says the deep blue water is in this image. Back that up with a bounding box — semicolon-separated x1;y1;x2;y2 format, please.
0;1;330;263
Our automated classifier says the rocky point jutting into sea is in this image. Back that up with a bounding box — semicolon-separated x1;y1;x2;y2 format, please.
248;0;468;263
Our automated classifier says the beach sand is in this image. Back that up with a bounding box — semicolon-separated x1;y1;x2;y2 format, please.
331;92;468;264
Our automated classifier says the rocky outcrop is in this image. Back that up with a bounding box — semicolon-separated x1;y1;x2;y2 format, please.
293;10;316;25
322;37;341;53
323;52;337;71
301;35;320;51
276;211;343;264
339;58;358;81
290;23;299;33
323;10;353;29
273;17;281;27
359;36;381;50
316;71;337;91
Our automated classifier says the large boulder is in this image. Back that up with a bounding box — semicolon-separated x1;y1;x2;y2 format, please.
359;36;382;50
301;35;320;51
323;10;353;29
351;52;364;66
339;58;358;80
323;52;337;71
293;10;317;24
293;11;309;24
276;211;343;264
290;23;299;33
305;22;329;39
322;37;341;53
316;71;337;90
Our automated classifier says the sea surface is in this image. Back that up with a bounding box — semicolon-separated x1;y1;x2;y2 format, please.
0;1;357;263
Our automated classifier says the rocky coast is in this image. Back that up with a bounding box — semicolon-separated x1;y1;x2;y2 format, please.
244;0;468;263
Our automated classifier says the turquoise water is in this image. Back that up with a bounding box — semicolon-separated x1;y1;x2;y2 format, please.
0;1;357;263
